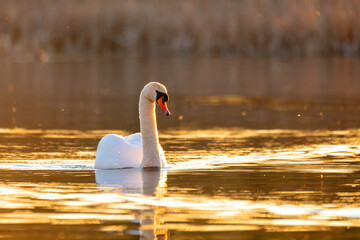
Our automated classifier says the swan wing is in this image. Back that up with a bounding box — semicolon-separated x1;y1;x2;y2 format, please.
95;134;143;169
124;133;142;146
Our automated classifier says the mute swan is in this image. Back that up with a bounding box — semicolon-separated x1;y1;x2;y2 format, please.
94;82;170;169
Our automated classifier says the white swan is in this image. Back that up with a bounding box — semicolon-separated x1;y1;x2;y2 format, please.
94;82;170;169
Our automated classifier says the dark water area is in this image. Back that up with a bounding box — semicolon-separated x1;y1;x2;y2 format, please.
0;57;359;239
1;57;360;130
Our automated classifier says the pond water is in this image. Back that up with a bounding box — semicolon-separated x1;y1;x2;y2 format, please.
0;57;359;239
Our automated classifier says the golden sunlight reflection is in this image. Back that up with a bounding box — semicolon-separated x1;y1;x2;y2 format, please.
0;180;359;232
0;127;359;174
0;127;359;237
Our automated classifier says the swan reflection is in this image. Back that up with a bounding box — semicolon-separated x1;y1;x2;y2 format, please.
95;168;168;239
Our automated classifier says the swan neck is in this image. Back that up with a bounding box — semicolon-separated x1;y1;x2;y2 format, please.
139;96;161;167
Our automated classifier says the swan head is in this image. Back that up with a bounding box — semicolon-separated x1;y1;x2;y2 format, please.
141;82;170;116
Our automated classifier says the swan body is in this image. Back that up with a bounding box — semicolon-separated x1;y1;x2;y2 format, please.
94;82;170;169
95;133;166;169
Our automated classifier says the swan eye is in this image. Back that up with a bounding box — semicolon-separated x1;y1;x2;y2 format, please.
156;90;168;103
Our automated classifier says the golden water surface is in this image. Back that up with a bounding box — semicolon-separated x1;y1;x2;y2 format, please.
0;58;359;239
0;127;359;239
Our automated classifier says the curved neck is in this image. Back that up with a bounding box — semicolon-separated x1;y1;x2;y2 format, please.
139;95;161;167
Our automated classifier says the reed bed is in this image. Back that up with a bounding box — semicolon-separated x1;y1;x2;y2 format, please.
0;0;359;59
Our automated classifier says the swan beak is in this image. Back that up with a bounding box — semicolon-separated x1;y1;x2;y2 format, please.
157;97;170;116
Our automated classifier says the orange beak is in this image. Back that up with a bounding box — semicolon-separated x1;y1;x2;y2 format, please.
157;97;170;116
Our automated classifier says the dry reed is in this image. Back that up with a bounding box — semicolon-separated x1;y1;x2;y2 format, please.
0;0;359;59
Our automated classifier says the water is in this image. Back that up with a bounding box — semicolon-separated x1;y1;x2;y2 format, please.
0;57;359;239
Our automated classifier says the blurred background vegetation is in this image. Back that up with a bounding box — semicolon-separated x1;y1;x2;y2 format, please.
0;0;359;60
1;0;360;130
